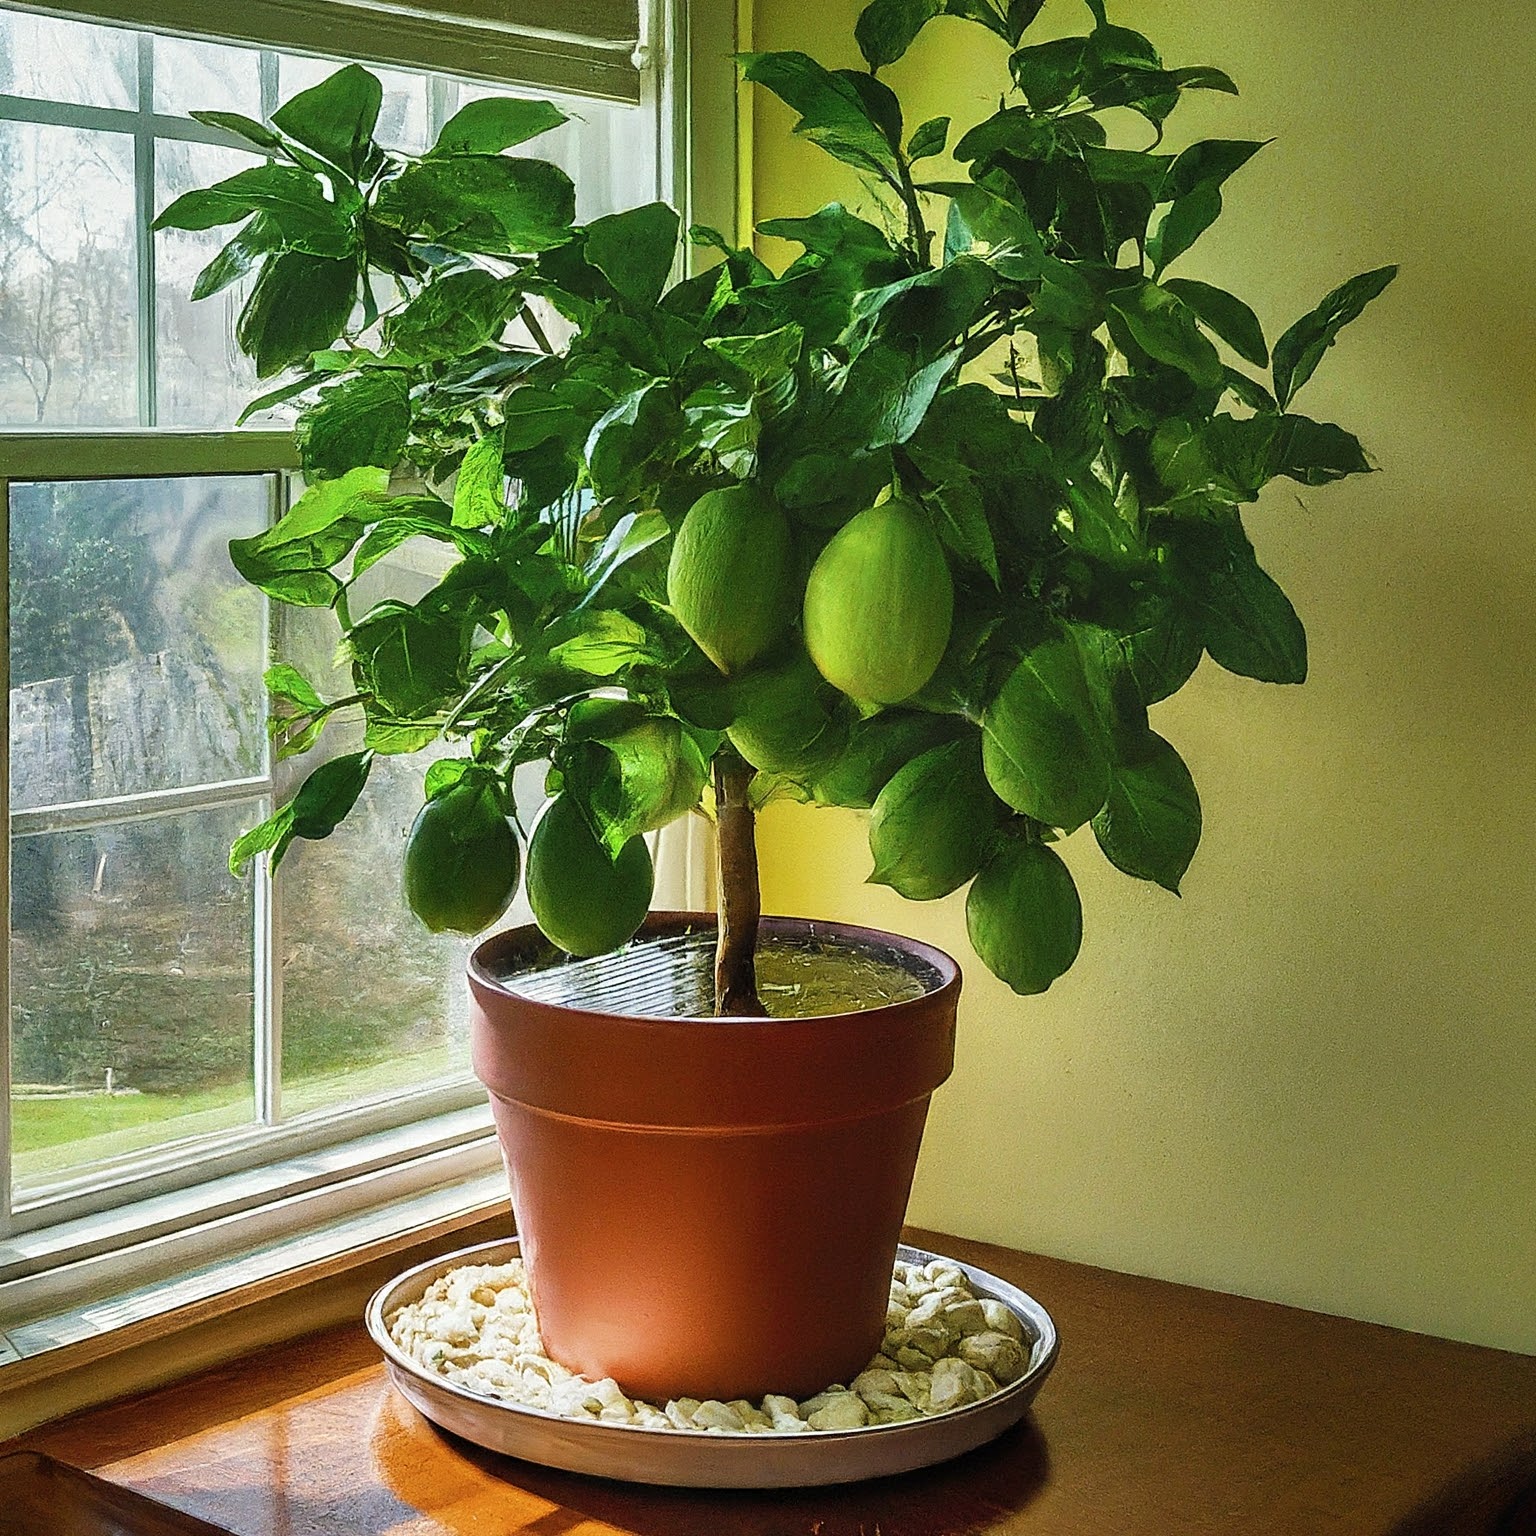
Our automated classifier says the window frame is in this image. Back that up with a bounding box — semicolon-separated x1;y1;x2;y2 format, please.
0;0;738;1377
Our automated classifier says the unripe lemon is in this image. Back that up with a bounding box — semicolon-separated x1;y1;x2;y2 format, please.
667;485;795;674
403;779;521;936
966;840;1082;995
803;496;953;704
526;795;653;957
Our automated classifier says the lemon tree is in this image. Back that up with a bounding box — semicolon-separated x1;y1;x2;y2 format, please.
170;3;1394;1009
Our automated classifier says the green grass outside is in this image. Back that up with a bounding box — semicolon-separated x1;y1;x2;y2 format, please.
12;1041;475;1187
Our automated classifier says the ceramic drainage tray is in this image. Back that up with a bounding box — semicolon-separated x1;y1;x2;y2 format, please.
366;1238;1058;1488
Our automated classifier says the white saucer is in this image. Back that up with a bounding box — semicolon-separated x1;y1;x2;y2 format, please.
366;1238;1058;1489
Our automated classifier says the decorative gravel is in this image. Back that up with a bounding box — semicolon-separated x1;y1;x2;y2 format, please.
386;1254;1030;1433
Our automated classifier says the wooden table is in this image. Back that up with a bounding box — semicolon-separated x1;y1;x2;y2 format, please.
13;1229;1536;1535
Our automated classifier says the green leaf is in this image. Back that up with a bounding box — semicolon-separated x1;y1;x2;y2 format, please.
270;64;381;179
564;715;708;854
295;370;411;480
1107;282;1224;388
189;110;283;152
928;474;999;583
1008;36;1091;111
582;202;681;309
1148;141;1266;274
453;431;508;528
580;510;670;605
836;345;960;447
1092;731;1201;892
290;749;374;839
981;635;1110;831
966;838;1082;995
1146;183;1221;274
812;710;963;807
1163;278;1268;367
230;807;296;876
431;96;567;156
349;597;476;717
236;251;357;378
1003;0;1046;43
154;164;353;256
191;214;281;301
740;52;904;188
1175;518;1308;684
855;0;942;69
585;380;676;497
374;156;576;255
380;268;517;363
265;663;325;714
546;610;655;676
1159;138;1267;201
868;737;999;900
1063;475;1146;566
350;506;492;579
906;115;950;160
1272;264;1398;409
235;370;323;426
843;256;994;361
228;465;386;604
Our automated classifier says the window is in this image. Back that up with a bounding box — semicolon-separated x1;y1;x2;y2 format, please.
0;0;727;1366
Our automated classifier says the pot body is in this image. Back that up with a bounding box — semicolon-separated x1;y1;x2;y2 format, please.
468;913;960;1405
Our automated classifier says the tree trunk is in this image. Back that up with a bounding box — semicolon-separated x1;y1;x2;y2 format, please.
713;749;767;1017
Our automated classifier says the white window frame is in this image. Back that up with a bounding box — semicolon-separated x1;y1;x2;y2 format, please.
0;0;738;1380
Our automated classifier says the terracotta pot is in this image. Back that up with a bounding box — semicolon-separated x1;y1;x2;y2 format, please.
468;912;960;1405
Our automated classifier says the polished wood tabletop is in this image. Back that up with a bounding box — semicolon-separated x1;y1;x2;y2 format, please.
13;1228;1536;1535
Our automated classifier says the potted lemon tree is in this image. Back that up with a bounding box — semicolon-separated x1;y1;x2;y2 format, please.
157;0;1393;1403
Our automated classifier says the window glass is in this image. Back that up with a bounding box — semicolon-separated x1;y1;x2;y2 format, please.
10;802;258;1196
152;34;262;120
0;9;137;110
155;140;265;428
0;121;138;428
8;476;271;811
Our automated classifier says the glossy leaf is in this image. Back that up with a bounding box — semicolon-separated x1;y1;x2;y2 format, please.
295;371;411;480
235;251;357;378
1092;731;1201;892
431;97;566;156
1272;265;1398;409
982;635;1110;831
270;64;381;179
869;738;999;899
1164;278;1268;367
855;0;942;69
966;839;1082;995
739;52;904;187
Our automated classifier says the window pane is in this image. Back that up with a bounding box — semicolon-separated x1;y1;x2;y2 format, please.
152;34;261;120
0;9;137;110
9;803;258;1196
155;140;265;428
446;79;657;220
271;553;500;1119
0;121;137;428
279;55;429;153
8;476;270;810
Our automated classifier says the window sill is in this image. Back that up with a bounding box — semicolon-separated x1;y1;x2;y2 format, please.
0;1107;510;1417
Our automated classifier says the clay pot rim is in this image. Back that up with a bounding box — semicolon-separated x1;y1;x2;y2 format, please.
468;911;960;1027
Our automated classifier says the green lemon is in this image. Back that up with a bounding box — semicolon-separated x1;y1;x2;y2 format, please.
965;840;1082;995
667;484;796;674
527;794;654;957
803;495;954;705
403;779;521;936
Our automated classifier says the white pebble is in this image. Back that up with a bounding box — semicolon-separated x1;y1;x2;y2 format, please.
386;1255;1029;1438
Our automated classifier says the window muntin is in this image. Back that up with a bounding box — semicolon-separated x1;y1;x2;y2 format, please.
2;4;662;1235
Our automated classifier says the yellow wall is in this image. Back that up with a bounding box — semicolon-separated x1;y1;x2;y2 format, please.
751;0;1536;1353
